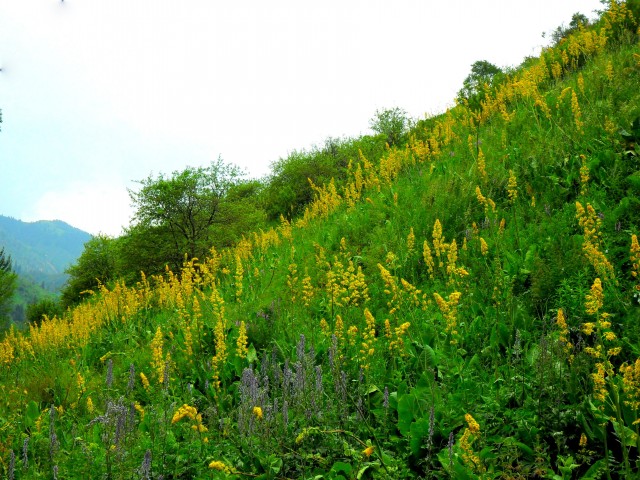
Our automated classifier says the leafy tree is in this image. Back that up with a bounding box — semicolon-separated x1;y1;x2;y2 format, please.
26;297;64;325
0;247;17;327
547;12;591;45
61;235;118;307
457;60;503;110
125;158;267;274
128;157;242;269
263;147;342;220
262;135;387;221
369;107;409;146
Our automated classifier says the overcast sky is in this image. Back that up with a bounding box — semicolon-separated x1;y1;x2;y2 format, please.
0;0;602;236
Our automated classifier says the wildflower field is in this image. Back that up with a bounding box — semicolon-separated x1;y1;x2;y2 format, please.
2;2;640;478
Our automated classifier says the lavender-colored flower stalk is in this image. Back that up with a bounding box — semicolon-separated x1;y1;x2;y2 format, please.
105;358;114;388
328;334;337;368
383;386;389;409
139;449;152;480
8;450;15;480
49;405;59;460
127;363;135;393
22;437;29;470
296;334;306;362
282;400;289;428
427;406;435;452
315;365;323;393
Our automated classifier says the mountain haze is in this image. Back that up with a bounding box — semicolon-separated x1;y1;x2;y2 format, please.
0;215;91;283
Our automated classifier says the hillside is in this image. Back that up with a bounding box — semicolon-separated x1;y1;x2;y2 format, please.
0;215;91;281
1;4;640;479
0;216;91;323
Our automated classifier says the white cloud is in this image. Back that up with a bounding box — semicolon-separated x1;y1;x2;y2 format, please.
29;182;133;237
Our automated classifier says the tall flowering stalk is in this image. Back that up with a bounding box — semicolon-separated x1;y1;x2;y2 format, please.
434;291;462;345
150;327;165;384
210;286;227;390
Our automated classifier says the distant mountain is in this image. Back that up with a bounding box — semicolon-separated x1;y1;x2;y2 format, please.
0;215;92;292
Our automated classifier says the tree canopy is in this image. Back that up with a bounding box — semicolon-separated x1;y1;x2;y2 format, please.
128;157;244;270
457;60;503;109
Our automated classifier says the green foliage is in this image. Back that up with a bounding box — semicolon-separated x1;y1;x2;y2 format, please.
369;107;410;146
547;12;592;45
457;60;503;109
126;157;265;274
26;297;64;325
0;247;17;327
262;135;386;220
129;157;242;264
61;234;118;307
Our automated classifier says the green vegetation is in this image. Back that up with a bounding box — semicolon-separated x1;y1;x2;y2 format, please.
2;3;640;478
0;247;17;328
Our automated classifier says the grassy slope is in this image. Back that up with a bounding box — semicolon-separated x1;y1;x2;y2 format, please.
1;6;640;479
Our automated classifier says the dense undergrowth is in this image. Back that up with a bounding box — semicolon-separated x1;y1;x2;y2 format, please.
2;2;640;478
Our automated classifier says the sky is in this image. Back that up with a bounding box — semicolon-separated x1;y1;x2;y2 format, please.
0;0;603;237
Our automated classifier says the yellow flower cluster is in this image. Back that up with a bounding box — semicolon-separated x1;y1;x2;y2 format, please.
210;286;227;390
507;170;518;203
234;254;244;301
172;404;198;423
620;358;640;412
378;263;400;315
571;90;584;134
556;308;574;362
460;414;484;473
585;277;604;316
592;362;607;403
434;291;462;344
360;308;377;370
253;406;263;420
477;148;488;182
400;278;428;310
387;320;411;356
302;271;315;307
579;154;590;196
150;327;165;384
576;202;615;282
479;237;489;257
236;321;248;359
475;186;496;215
140;372;150;391
631;235;640;293
423;240;435;278
406;227;416;254
134;402;144;420
172;404;208;432
208;460;233;473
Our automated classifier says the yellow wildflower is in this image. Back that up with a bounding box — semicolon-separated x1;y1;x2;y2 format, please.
579;433;588;448
507;170;518;202
140;372;150;391
253;406;263;420
236;321;248;359
585;278;603;316
209;460;232;473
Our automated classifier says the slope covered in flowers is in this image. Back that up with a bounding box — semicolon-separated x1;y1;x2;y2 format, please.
2;3;640;478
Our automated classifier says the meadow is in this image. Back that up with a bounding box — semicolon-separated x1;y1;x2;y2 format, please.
1;2;640;478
